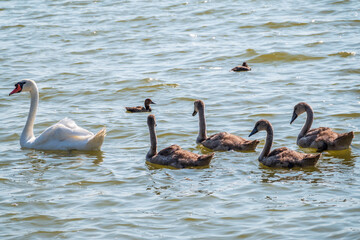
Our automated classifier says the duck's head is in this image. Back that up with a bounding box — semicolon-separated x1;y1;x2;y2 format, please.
9;79;35;96
290;102;308;124
192;100;205;116
249;119;270;137
145;98;156;106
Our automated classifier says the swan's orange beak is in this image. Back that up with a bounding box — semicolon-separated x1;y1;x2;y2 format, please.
9;83;22;96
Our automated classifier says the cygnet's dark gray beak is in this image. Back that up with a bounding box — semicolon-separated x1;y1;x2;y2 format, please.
151;100;156;104
290;112;298;124
249;128;258;137
192;110;198;116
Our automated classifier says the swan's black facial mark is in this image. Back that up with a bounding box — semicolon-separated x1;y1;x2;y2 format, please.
9;82;25;96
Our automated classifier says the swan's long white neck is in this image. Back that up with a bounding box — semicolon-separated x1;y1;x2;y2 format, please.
259;124;273;161
197;104;207;143
298;105;313;141
21;83;38;146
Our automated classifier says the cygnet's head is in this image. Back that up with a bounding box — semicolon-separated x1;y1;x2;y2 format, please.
147;114;157;127
290;102;309;124
249;119;271;137
192;100;205;116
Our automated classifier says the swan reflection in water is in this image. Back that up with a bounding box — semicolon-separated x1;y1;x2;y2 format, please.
24;149;105;166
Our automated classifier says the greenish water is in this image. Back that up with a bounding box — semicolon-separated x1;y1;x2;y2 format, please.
1;0;359;239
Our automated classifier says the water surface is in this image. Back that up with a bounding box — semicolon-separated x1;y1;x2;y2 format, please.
1;0;359;239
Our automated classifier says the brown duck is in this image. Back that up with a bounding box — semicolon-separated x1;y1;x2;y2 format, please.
231;62;251;72
249;119;321;168
290;102;354;151
193;100;259;151
146;114;214;168
126;98;155;112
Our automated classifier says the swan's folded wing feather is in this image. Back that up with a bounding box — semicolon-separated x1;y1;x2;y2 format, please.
268;147;289;157
202;132;228;149
305;127;332;140
314;128;339;143
157;145;181;156
203;132;256;151
268;148;316;163
34;118;93;145
264;148;316;167
206;132;227;141
56;118;93;136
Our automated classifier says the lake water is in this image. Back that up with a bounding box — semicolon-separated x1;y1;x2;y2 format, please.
1;0;359;239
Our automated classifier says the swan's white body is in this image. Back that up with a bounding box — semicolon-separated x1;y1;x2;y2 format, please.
10;79;106;151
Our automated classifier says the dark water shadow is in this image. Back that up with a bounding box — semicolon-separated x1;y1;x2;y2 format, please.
259;165;320;183
145;160;210;170
321;148;357;167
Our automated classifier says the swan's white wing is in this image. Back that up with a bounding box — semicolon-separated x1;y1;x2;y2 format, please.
56;118;94;136
33;118;94;146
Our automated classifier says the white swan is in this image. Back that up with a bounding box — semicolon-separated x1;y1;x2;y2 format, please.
9;79;106;151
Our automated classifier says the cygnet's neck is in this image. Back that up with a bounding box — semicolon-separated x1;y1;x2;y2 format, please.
147;123;157;158
298;104;314;141
197;104;207;143
259;124;273;161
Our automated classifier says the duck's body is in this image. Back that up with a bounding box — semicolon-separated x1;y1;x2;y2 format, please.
231;62;251;72
9;79;106;151
291;102;354;151
193;100;259;151
126;98;155;112
126;106;150;112
249;119;321;168
146;114;214;168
